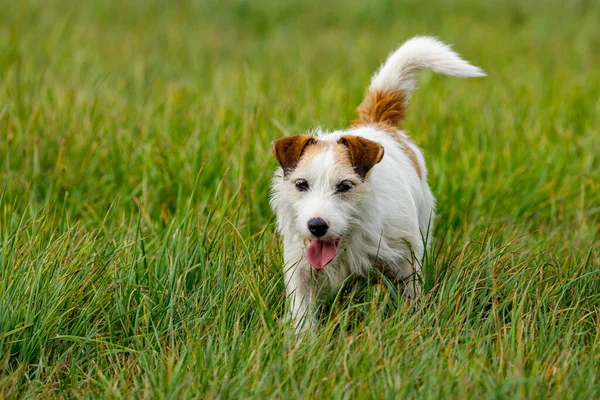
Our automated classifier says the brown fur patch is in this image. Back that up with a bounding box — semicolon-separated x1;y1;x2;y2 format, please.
398;141;422;179
383;124;422;180
354;121;422;180
352;90;406;128
271;135;316;176
337;136;384;179
352;89;422;179
293;140;352;165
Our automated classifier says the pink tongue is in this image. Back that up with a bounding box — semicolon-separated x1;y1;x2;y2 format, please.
306;240;338;270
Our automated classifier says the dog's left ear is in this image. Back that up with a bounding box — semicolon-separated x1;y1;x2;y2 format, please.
338;136;384;179
271;135;316;177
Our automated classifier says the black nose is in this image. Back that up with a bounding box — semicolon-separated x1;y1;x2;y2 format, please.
308;218;328;237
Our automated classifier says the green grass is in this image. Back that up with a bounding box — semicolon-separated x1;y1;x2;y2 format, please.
1;0;599;397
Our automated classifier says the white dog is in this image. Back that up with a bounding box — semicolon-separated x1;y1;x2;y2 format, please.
270;36;485;329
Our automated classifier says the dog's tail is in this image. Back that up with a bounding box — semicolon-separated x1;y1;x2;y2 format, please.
354;36;485;128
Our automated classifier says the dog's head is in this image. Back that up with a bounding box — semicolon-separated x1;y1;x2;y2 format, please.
271;134;384;270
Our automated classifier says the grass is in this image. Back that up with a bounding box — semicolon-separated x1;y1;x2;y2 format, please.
1;0;599;397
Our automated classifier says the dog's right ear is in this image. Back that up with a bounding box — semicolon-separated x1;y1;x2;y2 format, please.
271;135;316;177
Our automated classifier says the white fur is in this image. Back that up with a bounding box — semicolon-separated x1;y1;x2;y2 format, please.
370;36;486;102
270;37;485;330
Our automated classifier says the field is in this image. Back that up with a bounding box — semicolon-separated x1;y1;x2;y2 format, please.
1;0;599;398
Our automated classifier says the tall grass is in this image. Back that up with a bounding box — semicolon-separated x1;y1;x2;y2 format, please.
1;0;599;397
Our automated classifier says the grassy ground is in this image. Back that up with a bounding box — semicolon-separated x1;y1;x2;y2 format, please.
1;0;599;397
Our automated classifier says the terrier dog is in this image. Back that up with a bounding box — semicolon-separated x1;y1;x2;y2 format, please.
270;37;485;329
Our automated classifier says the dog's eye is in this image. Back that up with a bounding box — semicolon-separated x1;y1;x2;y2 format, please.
335;180;353;193
294;179;309;192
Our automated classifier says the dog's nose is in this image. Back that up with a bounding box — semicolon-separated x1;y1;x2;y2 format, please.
308;218;328;237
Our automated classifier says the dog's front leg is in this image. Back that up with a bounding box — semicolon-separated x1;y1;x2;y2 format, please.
283;262;316;331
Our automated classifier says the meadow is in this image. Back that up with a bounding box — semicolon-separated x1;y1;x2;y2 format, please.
1;0;599;397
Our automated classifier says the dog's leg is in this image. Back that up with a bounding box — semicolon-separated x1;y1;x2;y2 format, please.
284;262;315;331
401;272;422;304
378;262;421;304
404;240;426;304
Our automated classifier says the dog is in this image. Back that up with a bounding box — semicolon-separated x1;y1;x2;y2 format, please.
270;36;485;329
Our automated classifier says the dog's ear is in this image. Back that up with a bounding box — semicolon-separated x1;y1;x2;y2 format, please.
338;136;384;179
271;135;316;177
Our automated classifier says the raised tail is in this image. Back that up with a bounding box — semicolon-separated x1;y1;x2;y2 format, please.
354;36;485;128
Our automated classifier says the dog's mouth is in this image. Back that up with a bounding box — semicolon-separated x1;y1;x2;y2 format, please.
306;238;341;270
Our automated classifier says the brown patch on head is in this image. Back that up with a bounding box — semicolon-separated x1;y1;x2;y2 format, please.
352;90;406;128
337;136;384;180
292;140;351;175
271;135;316;177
